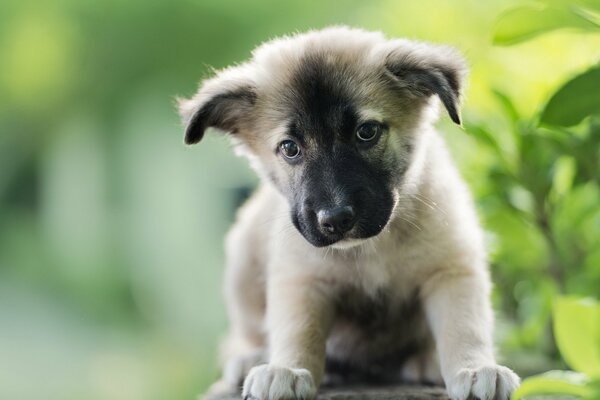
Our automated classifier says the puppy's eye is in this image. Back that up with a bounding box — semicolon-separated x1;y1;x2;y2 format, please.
356;122;383;143
279;140;301;159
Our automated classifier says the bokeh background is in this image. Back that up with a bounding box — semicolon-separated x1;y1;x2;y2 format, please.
1;0;599;399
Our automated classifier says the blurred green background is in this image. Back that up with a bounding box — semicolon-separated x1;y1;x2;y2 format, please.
1;0;599;399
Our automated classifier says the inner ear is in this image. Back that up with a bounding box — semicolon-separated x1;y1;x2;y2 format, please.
179;85;256;145
385;50;465;125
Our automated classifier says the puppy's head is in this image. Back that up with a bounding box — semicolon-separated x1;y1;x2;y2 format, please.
179;27;467;248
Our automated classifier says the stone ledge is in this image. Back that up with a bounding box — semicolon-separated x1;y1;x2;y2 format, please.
205;385;448;400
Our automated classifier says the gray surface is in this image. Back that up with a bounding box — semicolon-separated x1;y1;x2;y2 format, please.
205;385;449;400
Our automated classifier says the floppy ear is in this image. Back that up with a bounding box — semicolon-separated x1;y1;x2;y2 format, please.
177;70;257;145
384;41;467;125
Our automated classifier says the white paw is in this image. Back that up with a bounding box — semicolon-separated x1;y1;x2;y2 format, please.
243;364;317;400
223;350;265;388
446;365;520;400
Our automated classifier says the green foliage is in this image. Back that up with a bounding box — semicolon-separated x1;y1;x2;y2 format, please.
541;67;600;126
513;370;593;399
468;115;600;351
493;0;600;45
473;2;600;396
554;298;600;377
513;298;600;399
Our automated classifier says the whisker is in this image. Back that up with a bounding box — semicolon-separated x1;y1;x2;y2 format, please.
398;214;422;231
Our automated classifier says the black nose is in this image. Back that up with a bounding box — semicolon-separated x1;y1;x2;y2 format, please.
317;206;356;235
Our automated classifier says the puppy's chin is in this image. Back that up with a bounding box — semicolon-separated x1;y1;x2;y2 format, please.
328;238;369;250
300;232;342;248
297;226;385;249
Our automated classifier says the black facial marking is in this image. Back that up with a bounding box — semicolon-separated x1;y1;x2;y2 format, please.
289;53;358;146
286;120;304;142
279;53;399;247
340;106;359;142
184;86;256;145
296;155;394;246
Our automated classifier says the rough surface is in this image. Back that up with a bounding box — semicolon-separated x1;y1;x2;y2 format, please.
204;385;449;400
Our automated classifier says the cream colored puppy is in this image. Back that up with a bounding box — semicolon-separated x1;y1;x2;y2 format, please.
179;27;520;400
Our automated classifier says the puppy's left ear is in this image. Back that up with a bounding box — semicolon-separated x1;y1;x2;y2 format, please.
177;67;257;145
384;41;467;125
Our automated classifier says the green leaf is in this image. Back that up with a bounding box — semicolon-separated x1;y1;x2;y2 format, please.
551;155;576;198
554;297;600;378
512;370;591;400
547;0;600;15
584;379;600;400
541;67;600;126
493;89;521;123
554;182;600;230
575;0;600;15
493;4;600;46
464;124;503;157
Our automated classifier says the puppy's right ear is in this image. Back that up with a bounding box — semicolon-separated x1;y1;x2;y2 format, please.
177;71;257;145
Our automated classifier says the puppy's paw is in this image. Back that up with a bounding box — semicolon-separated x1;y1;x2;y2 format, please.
224;350;265;388
446;365;520;400
242;365;316;400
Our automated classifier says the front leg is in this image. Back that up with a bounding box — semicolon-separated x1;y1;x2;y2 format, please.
423;270;520;400
243;275;333;400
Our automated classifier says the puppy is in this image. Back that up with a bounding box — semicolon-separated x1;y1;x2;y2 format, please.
179;27;520;400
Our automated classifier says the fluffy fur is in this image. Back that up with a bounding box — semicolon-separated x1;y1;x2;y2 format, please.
179;27;520;400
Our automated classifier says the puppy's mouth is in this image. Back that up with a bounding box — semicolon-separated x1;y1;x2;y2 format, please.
328;238;370;250
292;214;388;248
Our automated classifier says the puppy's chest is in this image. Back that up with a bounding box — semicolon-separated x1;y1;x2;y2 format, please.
323;247;426;327
333;286;419;329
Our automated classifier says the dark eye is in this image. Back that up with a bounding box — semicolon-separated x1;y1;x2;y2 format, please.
356;122;383;142
279;140;301;159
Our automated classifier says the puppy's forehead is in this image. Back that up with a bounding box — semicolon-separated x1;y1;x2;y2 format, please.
286;52;361;144
248;28;394;146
